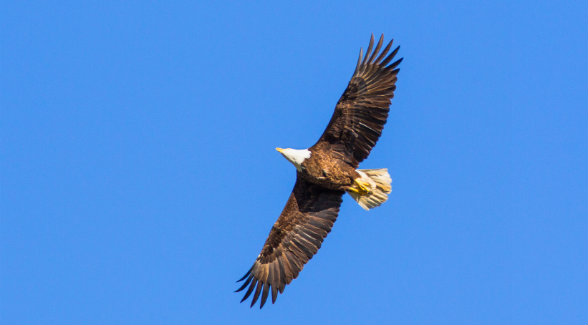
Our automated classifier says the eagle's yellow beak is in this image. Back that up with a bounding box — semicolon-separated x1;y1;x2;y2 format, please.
276;147;284;153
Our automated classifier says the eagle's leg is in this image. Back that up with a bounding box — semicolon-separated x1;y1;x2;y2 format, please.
348;178;372;194
346;169;392;210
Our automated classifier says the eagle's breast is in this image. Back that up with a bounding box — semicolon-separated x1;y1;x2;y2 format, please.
300;147;357;190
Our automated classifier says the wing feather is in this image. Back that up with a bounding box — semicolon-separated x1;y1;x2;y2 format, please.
236;175;344;308
316;34;402;164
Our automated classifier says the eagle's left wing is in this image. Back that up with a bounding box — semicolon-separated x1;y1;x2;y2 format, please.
236;174;344;308
315;34;402;165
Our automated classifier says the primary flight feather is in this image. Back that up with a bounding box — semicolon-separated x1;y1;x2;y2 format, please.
236;34;402;308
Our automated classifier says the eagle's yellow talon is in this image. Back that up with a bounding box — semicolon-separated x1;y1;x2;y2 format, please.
359;181;370;193
352;179;371;194
347;186;359;194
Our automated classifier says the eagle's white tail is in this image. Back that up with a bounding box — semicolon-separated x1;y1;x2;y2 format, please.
347;168;392;210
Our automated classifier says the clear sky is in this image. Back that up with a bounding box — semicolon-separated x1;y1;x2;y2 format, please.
1;1;587;324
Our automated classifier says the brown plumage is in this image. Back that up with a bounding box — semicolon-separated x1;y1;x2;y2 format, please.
236;34;402;308
318;34;402;165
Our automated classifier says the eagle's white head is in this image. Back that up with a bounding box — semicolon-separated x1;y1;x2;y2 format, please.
276;147;311;170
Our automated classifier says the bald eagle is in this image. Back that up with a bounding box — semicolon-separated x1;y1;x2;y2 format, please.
236;34;402;308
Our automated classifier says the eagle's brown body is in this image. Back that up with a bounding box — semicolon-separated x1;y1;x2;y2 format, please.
237;34;402;308
300;142;359;191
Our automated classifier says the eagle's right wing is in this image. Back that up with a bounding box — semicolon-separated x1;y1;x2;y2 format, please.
236;175;344;308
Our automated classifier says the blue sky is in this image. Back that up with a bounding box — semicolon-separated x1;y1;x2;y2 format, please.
1;1;587;324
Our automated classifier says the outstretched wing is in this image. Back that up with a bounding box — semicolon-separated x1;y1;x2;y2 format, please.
236;175;344;308
316;34;402;165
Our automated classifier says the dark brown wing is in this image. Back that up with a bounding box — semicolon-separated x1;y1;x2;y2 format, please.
236;174;344;308
316;34;402;165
